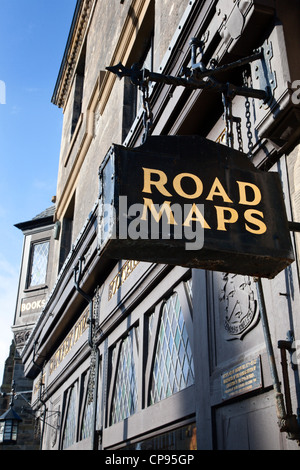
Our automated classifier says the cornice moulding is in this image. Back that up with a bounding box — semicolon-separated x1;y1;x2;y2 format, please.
52;0;94;109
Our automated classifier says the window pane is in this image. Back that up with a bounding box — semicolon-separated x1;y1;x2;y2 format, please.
150;293;194;405
124;423;197;450
80;371;97;441
29;241;49;286
111;330;138;425
62;386;77;449
81;399;93;440
11;423;18;441
4;422;12;441
0;421;4;442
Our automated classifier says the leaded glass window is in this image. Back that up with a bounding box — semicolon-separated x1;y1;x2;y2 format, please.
80;362;101;441
62;386;77;449
150;292;194;405
80;371;93;441
111;329;138;425
28;241;49;287
81;398;93;440
0;419;18;443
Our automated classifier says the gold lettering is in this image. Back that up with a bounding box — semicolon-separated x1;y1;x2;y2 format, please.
141;198;177;224
237;181;262;206
244;209;267;234
142;168;172;196
183;204;211;228
49;308;89;375
215;206;238;231
108;260;140;300
206;177;233;203
173;173;203;199
121;262;129;283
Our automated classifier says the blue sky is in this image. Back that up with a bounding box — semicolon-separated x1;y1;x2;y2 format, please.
0;0;77;381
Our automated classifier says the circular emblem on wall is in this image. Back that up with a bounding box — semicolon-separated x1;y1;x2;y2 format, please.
220;273;259;340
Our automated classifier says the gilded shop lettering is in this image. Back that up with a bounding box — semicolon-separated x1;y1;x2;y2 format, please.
141;167;267;235
98;136;293;278
49;308;89;375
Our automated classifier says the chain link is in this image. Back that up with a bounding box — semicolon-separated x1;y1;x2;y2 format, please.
235;117;243;152
243;70;254;158
222;70;255;156
87;288;101;405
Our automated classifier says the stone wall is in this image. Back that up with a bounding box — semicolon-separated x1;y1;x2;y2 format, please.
0;342;40;451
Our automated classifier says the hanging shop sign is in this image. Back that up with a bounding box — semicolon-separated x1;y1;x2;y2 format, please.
97;135;294;279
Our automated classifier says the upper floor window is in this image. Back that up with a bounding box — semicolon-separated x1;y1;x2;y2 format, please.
59;193;75;272
122;33;154;141
136;35;154;111
27;240;49;288
71;42;86;138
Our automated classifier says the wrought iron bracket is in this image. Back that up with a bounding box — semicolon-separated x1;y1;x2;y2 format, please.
251;39;277;108
106;38;276;103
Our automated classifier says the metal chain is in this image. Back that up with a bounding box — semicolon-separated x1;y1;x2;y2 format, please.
223;71;254;155
243;70;254;158
140;75;153;144
235;117;243;152
87;346;97;405
87;288;101;405
222;91;234;149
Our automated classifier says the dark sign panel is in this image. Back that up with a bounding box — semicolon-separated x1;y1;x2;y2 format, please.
98;136;293;278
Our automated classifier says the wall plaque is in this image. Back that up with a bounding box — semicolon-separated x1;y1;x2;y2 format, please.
221;357;262;400
98;135;294;278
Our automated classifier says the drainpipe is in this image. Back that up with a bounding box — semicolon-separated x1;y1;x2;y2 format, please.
255;277;300;441
73;257;99;449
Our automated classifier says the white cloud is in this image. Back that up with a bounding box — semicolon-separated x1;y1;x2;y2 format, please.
10;105;22;115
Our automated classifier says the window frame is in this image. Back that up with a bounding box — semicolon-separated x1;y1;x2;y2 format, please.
122;29;154;142
102;266;195;449
108;325;139;426
145;283;194;407
26;238;50;290
70;41;86;139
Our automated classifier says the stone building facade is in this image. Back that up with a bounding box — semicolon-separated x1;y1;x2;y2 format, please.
8;0;300;450
0;207;55;450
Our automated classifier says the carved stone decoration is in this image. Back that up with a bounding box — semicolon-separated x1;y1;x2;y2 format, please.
14;329;32;350
219;273;259;340
225;3;245;40
52;0;94;108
